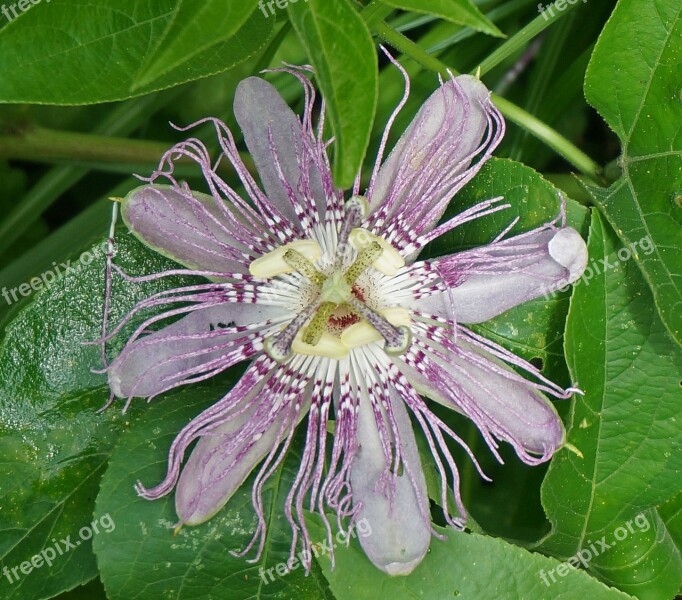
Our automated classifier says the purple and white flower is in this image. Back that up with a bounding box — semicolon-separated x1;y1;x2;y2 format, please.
102;61;587;576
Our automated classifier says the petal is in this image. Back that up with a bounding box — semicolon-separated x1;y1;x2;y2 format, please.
234;77;328;226
351;387;431;575
175;362;314;525
121;184;257;274
397;337;565;461
414;226;588;324
108;303;282;398
175;408;279;525
368;75;502;239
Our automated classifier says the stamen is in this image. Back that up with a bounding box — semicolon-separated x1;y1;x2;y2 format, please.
293;330;349;360
283;249;326;285
347;299;412;355
345;241;382;284
302;302;335;345
349;228;405;276
340;308;411;348
265;303;319;362
249;240;322;279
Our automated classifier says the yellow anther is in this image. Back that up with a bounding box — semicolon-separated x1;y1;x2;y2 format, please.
340;308;411;349
340;321;381;349
249;240;322;279
292;330;349;360
380;307;411;327
349;228;405;276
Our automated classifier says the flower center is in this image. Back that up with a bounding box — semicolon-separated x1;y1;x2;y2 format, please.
320;271;353;305
249;197;412;362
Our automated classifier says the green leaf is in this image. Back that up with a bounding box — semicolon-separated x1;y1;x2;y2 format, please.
592;509;682;600
288;0;378;188
94;379;335;600
307;517;632;600
540;210;682;599
380;0;502;37
0;2;273;104
134;0;264;89
584;0;682;346
0;231;188;600
52;578;108;600
659;493;682;553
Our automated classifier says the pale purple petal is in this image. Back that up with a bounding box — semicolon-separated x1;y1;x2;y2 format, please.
134;356;284;508
351;385;431;576
108;303;283;399
366;75;504;250
122;184;266;274
410;226;588;324
234;76;334;229
175;378;300;525
397;332;565;463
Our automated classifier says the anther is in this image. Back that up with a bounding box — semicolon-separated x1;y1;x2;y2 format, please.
283;249;326;285
349;228;405;276
347;299;412;356
264;303;319;362
345;241;382;284
249;239;322;279
302;302;335;345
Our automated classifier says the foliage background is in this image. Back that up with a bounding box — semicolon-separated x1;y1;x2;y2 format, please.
0;1;680;599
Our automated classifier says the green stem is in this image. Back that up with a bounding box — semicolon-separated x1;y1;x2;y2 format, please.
491;95;600;181
372;21;601;182
361;1;394;28
0;125;254;173
477;0;583;76
0;90;183;256
0;126;176;165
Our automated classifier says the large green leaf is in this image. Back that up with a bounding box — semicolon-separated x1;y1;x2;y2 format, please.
133;0;264;90
0;1;273;104
288;0;378;188
539;211;682;599
584;0;682;346
380;0;502;37
308;517;632;600
94;378;335;600
0;230;189;600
